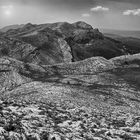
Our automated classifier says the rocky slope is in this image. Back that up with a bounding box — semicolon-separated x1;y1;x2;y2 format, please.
0;34;72;65
0;24;24;33
0;56;115;93
1;21;140;140
104;33;140;55
0;54;140;139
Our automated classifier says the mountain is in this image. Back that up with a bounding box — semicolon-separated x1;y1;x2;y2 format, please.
0;24;24;32
101;28;140;39
0;21;133;65
104;33;140;54
1;21;140;139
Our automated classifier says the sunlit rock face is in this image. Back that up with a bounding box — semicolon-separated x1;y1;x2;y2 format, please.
57;38;72;63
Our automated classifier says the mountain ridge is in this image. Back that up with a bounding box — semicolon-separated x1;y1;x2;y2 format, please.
0;24;24;32
1;21;137;65
101;28;140;39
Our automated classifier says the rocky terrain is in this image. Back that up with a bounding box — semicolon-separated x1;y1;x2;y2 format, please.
0;22;140;140
0;21;134;64
0;54;140;139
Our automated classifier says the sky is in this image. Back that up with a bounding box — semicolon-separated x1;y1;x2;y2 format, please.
0;0;140;30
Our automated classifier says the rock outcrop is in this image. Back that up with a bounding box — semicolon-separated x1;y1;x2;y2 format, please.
0;58;31;93
0;56;114;84
111;53;140;66
43;56;115;75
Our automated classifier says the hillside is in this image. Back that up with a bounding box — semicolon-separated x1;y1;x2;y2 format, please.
0;24;24;32
1;54;140;139
0;21;132;64
104;33;140;55
0;34;72;65
1;21;140;140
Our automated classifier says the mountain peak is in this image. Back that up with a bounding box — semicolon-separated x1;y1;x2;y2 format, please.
23;23;36;29
72;21;93;30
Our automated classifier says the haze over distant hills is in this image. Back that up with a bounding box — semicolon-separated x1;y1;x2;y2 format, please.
1;24;140;39
101;28;140;39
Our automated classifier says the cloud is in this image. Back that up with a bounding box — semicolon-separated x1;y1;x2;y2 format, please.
90;6;109;12
123;9;140;16
104;0;140;4
81;13;90;17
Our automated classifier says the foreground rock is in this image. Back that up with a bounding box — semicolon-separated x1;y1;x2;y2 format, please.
0;54;140;139
0;56;114;93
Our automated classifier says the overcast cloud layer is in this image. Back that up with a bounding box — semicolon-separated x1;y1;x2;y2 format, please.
0;0;140;30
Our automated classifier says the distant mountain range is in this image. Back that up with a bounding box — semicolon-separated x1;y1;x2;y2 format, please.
101;28;140;39
0;24;24;32
1;25;140;38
